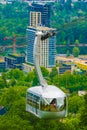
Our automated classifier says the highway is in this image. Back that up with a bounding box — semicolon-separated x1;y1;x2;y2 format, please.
56;44;87;47
0;43;87;49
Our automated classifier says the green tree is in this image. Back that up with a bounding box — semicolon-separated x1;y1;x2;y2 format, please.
32;69;39;86
68;95;84;113
25;71;34;83
52;75;59;86
66;50;70;57
0;77;5;89
41;66;49;78
1;72;8;87
7;69;24;80
9;77;16;87
72;47;80;57
75;39;79;45
65;117;80;130
50;67;58;82
80;94;87;129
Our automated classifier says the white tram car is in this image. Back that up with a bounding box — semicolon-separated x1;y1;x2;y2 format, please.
26;85;67;118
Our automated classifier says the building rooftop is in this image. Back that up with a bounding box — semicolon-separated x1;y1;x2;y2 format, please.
27;85;66;98
56;55;87;70
0;57;4;62
9;53;25;57
5;53;25;59
28;1;55;4
23;62;34;66
28;26;56;31
5;55;15;60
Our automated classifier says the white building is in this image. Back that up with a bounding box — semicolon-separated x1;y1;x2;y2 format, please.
22;63;34;73
27;26;56;68
30;12;41;27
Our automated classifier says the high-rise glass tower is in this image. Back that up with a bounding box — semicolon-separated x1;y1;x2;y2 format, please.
30;12;41;27
28;3;51;27
26;3;56;68
26;26;56;67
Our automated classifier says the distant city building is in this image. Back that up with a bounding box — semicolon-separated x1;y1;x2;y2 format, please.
30;12;41;27
27;0;56;3
28;3;51;27
27;2;56;68
5;53;25;69
58;62;77;74
57;0;66;4
22;63;34;73
26;26;56;68
58;65;72;74
0;58;6;70
5;0;23;3
70;0;87;2
6;0;16;3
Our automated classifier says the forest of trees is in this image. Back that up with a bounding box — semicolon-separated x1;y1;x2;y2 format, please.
0;2;28;46
51;1;87;54
51;1;87;44
0;1;87;54
0;68;87;130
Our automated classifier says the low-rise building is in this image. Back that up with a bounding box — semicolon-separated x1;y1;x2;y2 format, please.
58;65;72;74
58;62;76;74
0;57;6;71
5;53;25;70
22;63;34;73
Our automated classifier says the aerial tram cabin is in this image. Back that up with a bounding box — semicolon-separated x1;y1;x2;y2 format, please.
26;30;68;118
26;85;67;118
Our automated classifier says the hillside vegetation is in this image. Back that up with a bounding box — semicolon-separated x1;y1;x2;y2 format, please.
52;2;87;44
0;68;87;129
0;2;28;46
0;2;87;54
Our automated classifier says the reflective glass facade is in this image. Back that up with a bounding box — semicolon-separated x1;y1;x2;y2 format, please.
28;3;51;27
27;3;56;67
26;28;36;64
26;27;56;67
49;36;56;67
30;12;41;27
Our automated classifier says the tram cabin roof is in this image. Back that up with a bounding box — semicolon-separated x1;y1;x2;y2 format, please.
27;85;66;98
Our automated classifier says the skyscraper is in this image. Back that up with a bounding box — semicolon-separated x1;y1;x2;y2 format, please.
26;3;56;68
30;11;41;27
26;26;56;67
28;3;51;27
